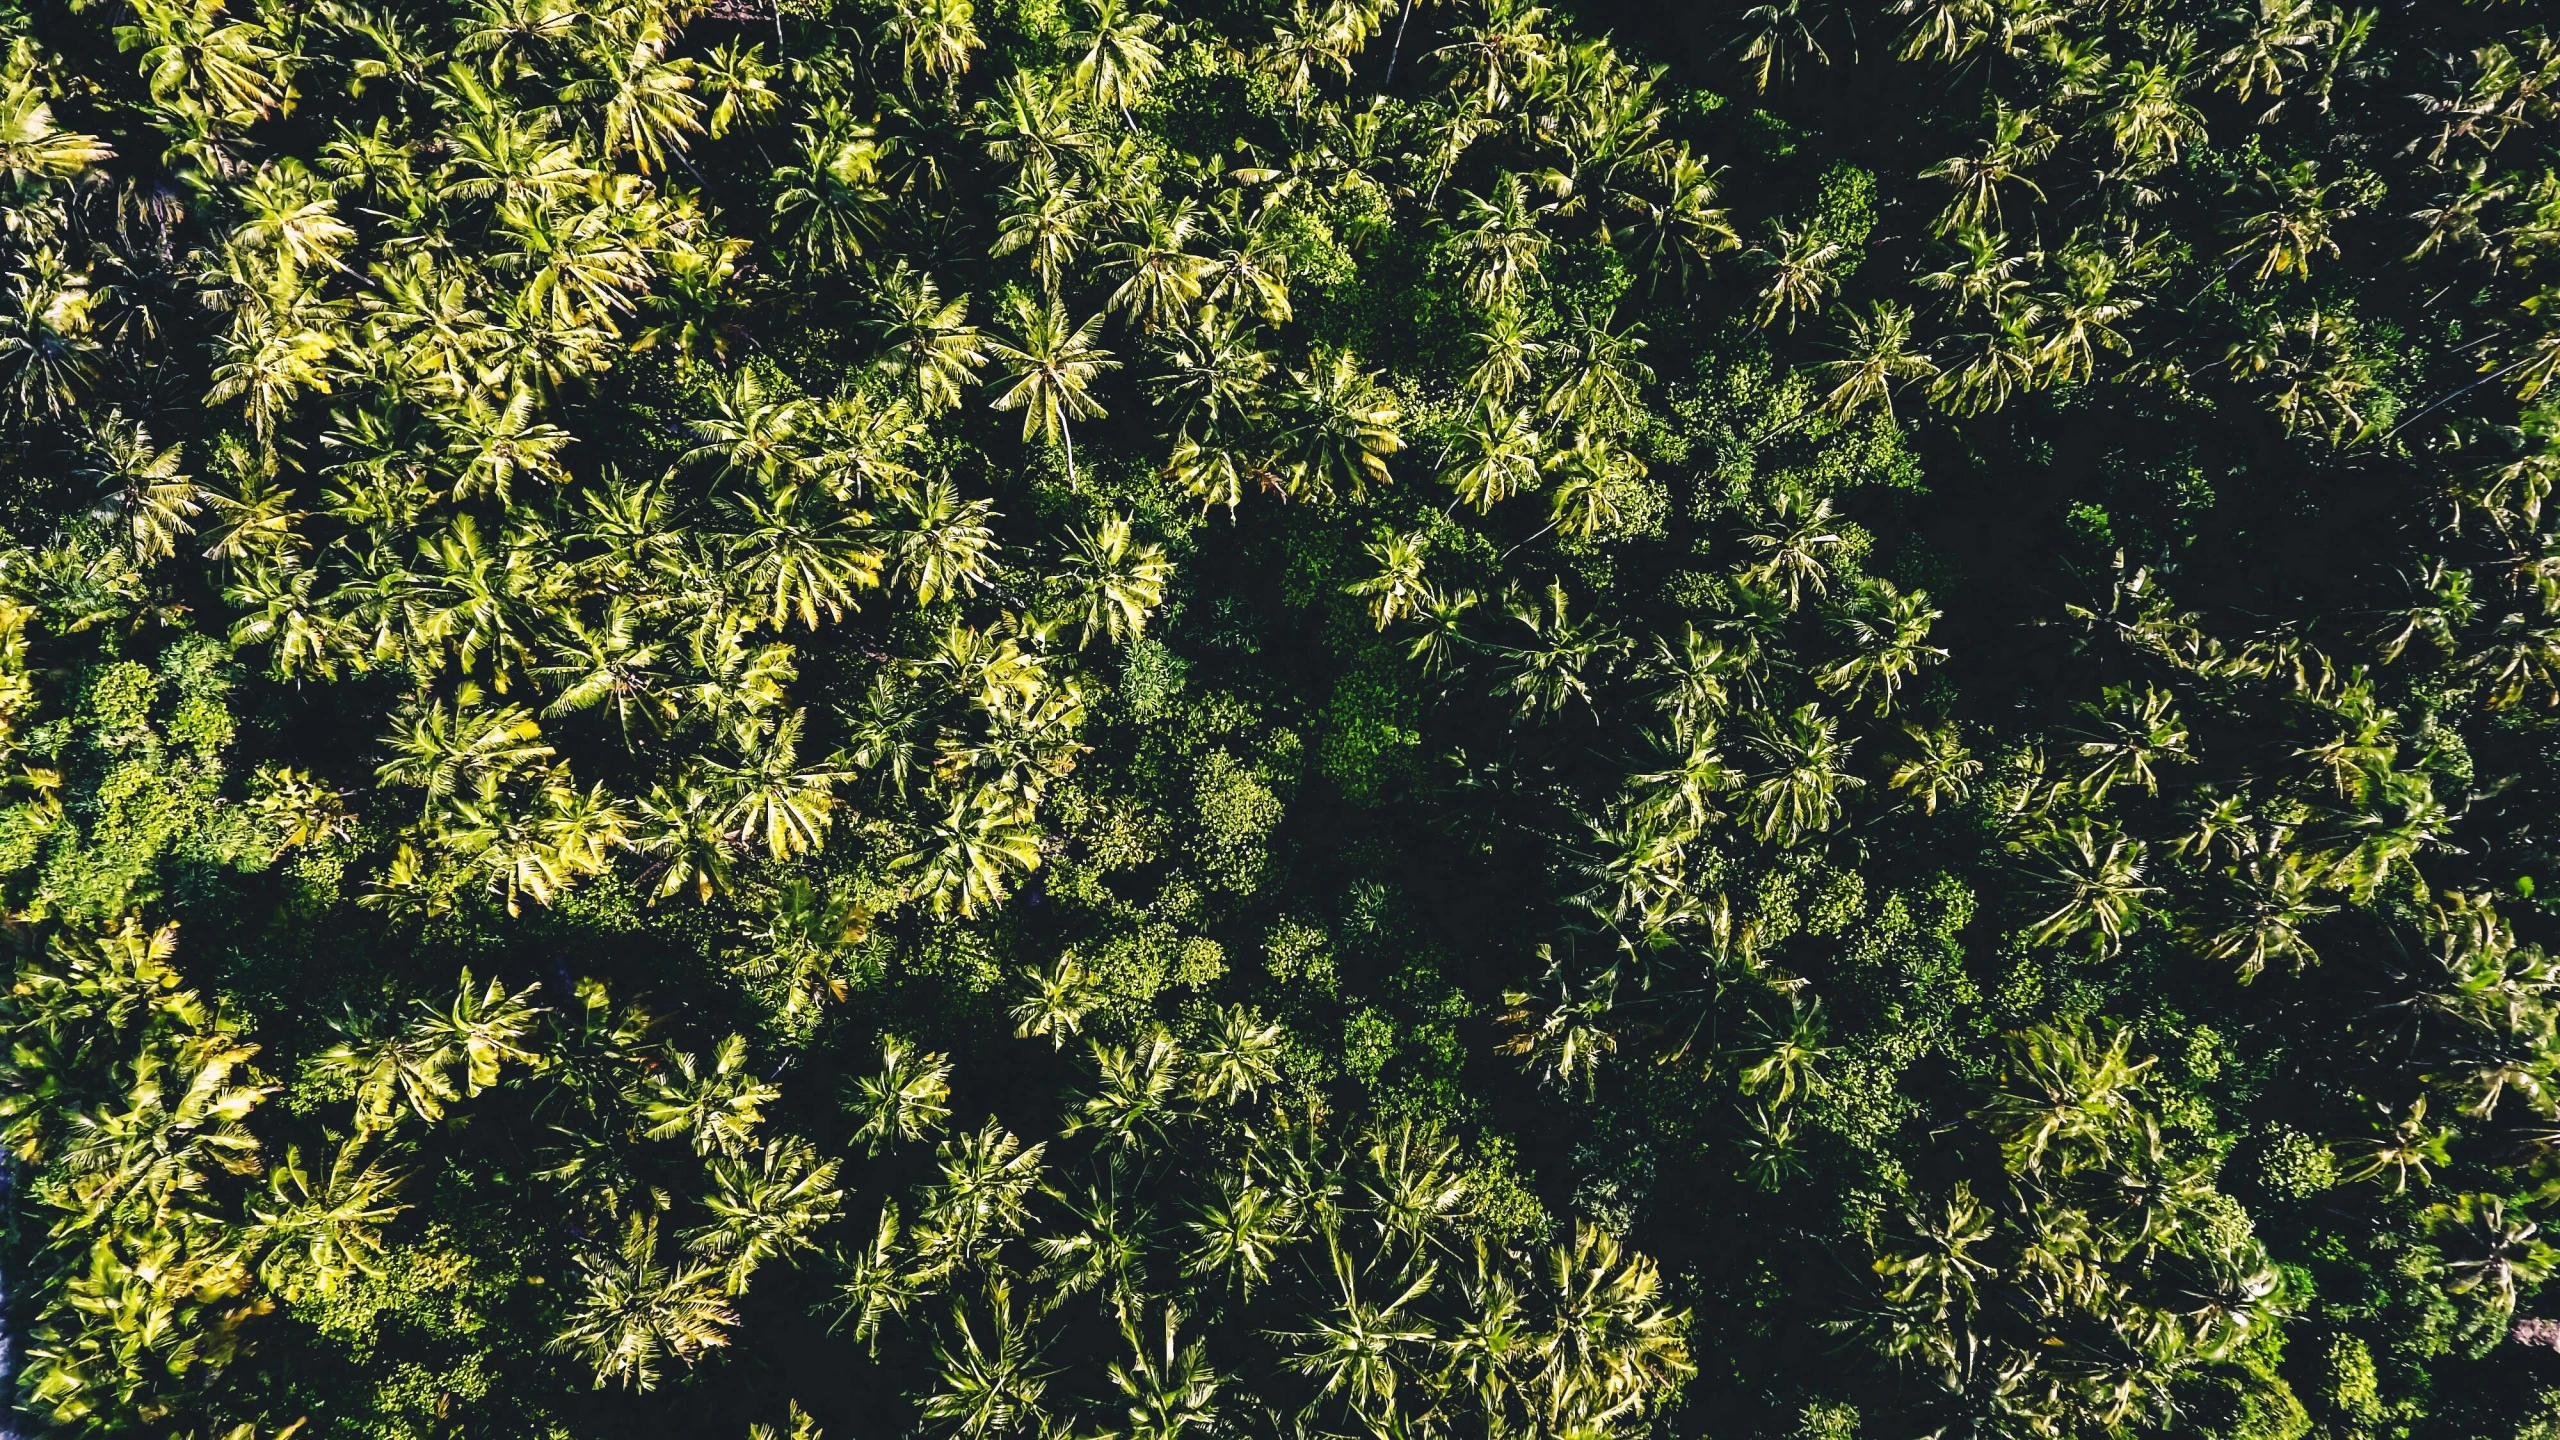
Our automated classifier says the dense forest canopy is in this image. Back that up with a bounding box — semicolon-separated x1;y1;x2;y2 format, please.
7;0;2560;1435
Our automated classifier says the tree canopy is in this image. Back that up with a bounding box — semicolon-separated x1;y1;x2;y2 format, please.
6;0;2560;1436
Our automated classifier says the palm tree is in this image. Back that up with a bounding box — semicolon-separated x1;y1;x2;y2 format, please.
549;1212;739;1391
1633;720;1739;834
1063;513;1170;645
2032;239;2146;387
204;286;339;440
227;559;352;678
1347;529;1431;629
1445;398;1543;511
1285;1240;1438;1423
1535;1225;1693;1429
922;1119;1048;1262
437;80;593;206
923;1283;1056;1440
1112;1306;1223;1440
1361;1121;1466;1245
993;157;1099;297
685;1137;845;1293
1033;1172;1153;1316
1446;1258;1531;1421
1165;433;1257;513
1263;0;1362;114
1889;722;1980;815
1753;221;1844;330
1071;1030;1186;1153
81;412;199;563
2213;0;2324;107
1433;0;1555;112
121;0;290;128
1467;305;1543;400
538;602;678;739
2465;611;2560;709
1498;583;1623;719
1202;196;1295;324
360;253;497;399
719;477;885;631
710;709;844;860
2025;819;2156;955
562;5;706;175
1921;100;2053;233
2341;1098;2452;1192
439;383;569;499
2072;684;2190;799
886;0;984;104
638;1032;780;1158
489;192;651;327
2099;59;2205;175
1649;623;1751;731
1278;348;1402;501
2226;306;2381;443
2201;854;2333;981
1453;172;1554;304
1191;1006;1284;1102
1929;312;2040;416
1733;0;1830;92
247;1138;407;1300
773;122;891;272
377;699;553;811
700;40;780;137
2429;1194;2556;1326
851;1036;956;1152
890;478;999;605
1542;309;1651;421
835;1203;920;1347
868;263;988;416
1149;303;1270;431
1103;193;1212;332
893;787;1044;914
2410;159;2512;264
0;61;113;182
1072;0;1168;118
750;1402;828;1440
1816;578;1946;712
1742;703;1861;843
232;160;357;287
1010;957;1100;1049
1739;491;1845;606
983;69;1097;171
1921;222;2034;319
815;391;931;502
1543;431;1639;539
987;293;1119;486
1821;302;1937;420
1617;142;1738;292
1185;1180;1297;1291
1737;998;1828;1107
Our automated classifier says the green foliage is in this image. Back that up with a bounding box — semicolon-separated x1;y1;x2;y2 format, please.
5;0;2560;1435
1317;647;1423;801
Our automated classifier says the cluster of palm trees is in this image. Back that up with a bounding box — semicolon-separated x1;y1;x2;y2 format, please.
2;920;379;1430
0;0;1774;953
8;0;2560;1430
1718;0;2560;447
1;906;1698;1432
0;0;1748;1424
1851;1022;2288;1438
828;1022;1694;1440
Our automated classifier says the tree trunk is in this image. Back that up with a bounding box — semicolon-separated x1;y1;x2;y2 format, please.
1384;0;1416;89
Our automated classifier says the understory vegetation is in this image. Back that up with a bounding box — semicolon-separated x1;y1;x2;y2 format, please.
8;0;2560;1435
